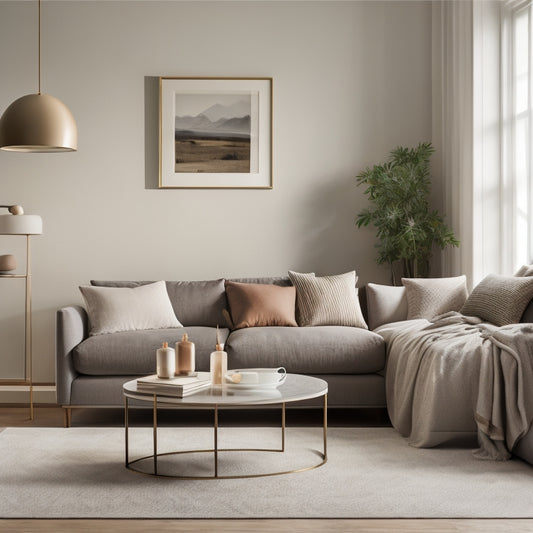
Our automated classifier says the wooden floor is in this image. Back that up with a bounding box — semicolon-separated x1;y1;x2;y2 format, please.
1;405;532;533
1;518;533;533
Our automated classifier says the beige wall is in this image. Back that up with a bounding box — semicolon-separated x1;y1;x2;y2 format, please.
0;1;432;397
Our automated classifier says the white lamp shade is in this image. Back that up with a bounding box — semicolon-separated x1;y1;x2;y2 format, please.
0;214;42;235
0;93;77;152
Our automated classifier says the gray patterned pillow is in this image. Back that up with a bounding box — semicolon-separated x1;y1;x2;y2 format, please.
402;276;468;320
288;270;367;329
461;274;533;326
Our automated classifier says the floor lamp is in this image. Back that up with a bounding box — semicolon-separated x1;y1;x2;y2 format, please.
0;206;42;420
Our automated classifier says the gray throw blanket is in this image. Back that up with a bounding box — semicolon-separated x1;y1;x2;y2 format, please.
377;312;533;460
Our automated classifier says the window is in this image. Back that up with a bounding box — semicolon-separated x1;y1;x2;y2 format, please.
501;1;533;273
432;1;533;283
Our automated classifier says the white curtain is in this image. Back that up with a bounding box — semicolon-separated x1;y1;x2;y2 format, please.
433;0;533;286
432;1;474;285
472;0;502;284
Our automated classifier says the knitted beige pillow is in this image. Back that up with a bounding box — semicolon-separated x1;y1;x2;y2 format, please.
402;276;468;320
288;270;367;328
461;274;533;326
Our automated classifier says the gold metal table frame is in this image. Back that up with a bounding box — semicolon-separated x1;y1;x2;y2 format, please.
124;383;328;480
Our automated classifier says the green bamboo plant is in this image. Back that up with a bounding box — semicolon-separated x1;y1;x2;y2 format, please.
356;142;459;285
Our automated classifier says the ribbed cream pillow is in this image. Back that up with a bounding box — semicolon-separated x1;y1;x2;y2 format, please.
461;274;533;326
402;276;468;320
288;270;367;329
80;280;182;335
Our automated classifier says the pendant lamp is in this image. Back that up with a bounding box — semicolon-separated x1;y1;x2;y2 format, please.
0;0;77;152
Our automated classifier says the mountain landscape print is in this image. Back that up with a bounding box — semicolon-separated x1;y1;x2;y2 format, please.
174;93;252;173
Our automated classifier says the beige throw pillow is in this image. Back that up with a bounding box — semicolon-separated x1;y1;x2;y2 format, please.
225;281;297;329
288;270;367;329
402;275;468;320
461;274;533;326
79;280;182;336
366;283;408;329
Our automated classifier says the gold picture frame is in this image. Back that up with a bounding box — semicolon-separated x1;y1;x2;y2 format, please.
159;77;272;189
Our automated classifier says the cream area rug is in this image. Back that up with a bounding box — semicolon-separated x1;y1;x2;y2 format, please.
0;426;532;519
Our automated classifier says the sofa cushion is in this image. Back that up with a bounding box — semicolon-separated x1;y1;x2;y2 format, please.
80;281;182;336
225;280;297;329
165;280;228;327
461;274;533;326
229;276;292;287
73;326;229;375
225;326;385;374
366;283;407;330
90;279;228;328
402;276;468;320
288;270;368;329
514;265;533;322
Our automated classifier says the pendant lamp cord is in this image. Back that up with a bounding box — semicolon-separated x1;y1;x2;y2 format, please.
38;0;41;95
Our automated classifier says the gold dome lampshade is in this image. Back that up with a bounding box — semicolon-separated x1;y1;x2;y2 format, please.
0;93;77;152
0;0;77;153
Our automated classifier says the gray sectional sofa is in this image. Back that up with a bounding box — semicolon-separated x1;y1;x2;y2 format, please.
57;271;533;465
56;277;386;424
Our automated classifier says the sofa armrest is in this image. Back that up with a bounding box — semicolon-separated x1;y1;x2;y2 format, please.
56;306;88;405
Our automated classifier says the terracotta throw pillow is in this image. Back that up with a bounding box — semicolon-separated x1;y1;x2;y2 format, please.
402;276;468;320
288;270;368;329
461;274;533;326
225;281;297;329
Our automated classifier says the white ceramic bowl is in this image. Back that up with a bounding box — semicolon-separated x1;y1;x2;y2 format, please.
228;367;286;385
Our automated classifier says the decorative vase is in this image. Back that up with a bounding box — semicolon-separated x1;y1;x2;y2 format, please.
156;342;175;379
210;326;227;386
176;333;195;375
0;254;16;273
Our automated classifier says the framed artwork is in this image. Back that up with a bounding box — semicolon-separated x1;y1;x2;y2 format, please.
159;77;272;189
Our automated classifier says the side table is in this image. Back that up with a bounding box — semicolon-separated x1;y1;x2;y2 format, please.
0;208;43;420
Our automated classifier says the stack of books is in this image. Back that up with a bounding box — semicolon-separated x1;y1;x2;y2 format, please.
136;374;211;397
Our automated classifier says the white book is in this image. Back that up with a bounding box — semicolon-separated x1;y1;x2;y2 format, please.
136;373;211;397
137;381;211;397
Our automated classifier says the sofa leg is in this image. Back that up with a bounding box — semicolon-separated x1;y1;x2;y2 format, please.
64;407;72;428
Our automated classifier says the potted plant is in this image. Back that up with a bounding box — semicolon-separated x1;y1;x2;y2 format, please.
356;142;459;285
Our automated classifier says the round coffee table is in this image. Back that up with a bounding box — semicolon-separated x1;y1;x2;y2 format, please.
123;373;328;479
